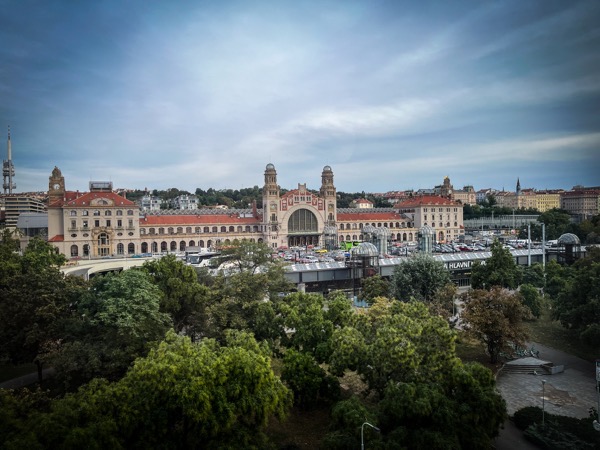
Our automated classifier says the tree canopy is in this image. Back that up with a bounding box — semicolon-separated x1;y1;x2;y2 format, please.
470;240;522;290
390;253;451;302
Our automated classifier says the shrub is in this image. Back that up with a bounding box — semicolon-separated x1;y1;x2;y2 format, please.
513;406;543;430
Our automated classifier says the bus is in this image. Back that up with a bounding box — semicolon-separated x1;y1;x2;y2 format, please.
341;241;362;251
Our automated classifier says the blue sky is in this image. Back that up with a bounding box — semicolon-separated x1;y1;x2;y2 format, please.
1;0;599;194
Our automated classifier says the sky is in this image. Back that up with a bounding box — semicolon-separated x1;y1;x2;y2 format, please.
1;0;599;195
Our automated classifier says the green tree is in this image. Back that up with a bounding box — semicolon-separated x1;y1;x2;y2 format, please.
49;270;171;389
522;263;545;288
551;247;600;345
281;349;332;407
0;237;84;384
391;253;451;302
141;255;210;338
1;331;292;449
470;240;522;290
219;240;277;274
461;287;531;363
519;284;543;318
361;274;390;304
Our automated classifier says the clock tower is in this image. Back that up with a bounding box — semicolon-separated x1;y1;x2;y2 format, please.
48;166;65;203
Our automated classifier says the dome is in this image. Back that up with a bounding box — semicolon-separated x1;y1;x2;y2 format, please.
351;242;378;257
374;227;390;237
557;233;580;245
322;165;332;172
362;225;376;234
265;163;275;170
323;225;337;235
418;225;435;236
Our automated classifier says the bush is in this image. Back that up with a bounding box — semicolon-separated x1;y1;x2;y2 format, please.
580;323;600;347
513;406;543;430
523;422;595;449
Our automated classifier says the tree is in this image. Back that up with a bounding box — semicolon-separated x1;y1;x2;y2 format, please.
141;255;210;338
0;237;85;384
390;253;451;302
522;263;545;288
281;349;337;407
519;284;543;318
219;240;277;274
470;240;522;290
361;274;390;304
461;287;531;363
550;247;600;345
49;269;172;389
1;331;292;449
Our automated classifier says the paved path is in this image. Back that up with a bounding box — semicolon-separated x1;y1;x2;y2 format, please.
0;368;54;390
493;342;597;449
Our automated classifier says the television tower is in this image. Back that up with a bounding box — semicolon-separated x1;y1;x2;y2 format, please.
3;126;16;194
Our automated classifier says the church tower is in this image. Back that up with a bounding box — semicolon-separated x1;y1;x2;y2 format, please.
320;165;337;225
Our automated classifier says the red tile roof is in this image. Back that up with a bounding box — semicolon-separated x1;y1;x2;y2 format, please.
337;211;408;221
395;195;458;207
64;191;136;207
49;235;64;242
141;214;261;225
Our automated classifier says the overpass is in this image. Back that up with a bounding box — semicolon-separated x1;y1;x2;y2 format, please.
61;248;563;295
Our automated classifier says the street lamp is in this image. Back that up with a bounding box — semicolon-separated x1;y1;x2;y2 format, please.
542;379;547;426
361;421;380;450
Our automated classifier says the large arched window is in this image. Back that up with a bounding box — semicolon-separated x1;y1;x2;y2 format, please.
117;243;124;254
287;208;318;233
70;245;78;257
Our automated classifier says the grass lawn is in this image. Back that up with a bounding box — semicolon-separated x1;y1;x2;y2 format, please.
524;308;599;362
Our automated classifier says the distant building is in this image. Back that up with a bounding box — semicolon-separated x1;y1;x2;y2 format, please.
535;190;563;212
453;185;476;205
0;194;46;228
140;195;162;212
561;187;600;220
170;194;199;210
350;198;373;209
395;195;463;242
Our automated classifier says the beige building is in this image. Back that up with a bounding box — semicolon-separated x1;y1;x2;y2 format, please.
535;190;563;212
47;164;465;257
561;188;600;220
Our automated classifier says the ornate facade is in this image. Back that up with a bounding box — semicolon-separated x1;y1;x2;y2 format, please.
47;164;465;258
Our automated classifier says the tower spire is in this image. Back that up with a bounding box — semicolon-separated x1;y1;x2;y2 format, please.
3;125;16;194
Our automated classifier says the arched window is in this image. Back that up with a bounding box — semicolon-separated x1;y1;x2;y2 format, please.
97;233;110;256
220;226;227;232
229;226;235;232
189;240;196;247
128;243;135;254
83;244;90;256
116;210;123;216
204;227;209;233
168;227;174;235
149;228;155;235
70;245;78;257
93;210;100;216
127;210;134;215
151;242;158;253
70;210;77;216
161;241;168;252
159;228;165;235
212;226;218;233
170;241;177;251
141;242;148;253
186;227;192;234
117;243;124;254
237;226;242;232
105;210;112;216
180;241;186;251
177;227;183;234
245;226;250;232
198;240;204;248
288;209;318;232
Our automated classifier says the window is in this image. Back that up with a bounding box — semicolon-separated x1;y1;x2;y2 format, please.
159;228;165;234
95;220;100;227
127;210;134;215
117;219;122;227
70;245;78;257
288;208;318;232
82;220;88;228
220;226;226;232
105;210;112;216
128;219;133;228
93;210;100;216
106;220;111;227
204;227;210;233
186;227;192;233
212;226;218;233
70;220;76;229
116;210;123;216
168;227;174;234
70;210;77;216
82;210;89;216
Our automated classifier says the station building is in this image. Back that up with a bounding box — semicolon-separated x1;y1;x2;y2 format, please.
47;164;465;258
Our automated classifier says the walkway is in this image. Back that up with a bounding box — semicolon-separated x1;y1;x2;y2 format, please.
493;342;597;449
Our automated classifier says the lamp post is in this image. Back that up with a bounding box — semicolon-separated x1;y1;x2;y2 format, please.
361;421;380;450
542;379;547;426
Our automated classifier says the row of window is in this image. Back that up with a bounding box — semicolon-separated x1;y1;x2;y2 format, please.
423;208;459;212
69;219;134;229
423;222;459;228
141;225;261;235
338;222;413;231
424;214;458;221
69;209;135;217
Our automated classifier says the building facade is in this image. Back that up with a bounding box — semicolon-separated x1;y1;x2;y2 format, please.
47;164;465;258
561;187;600;220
